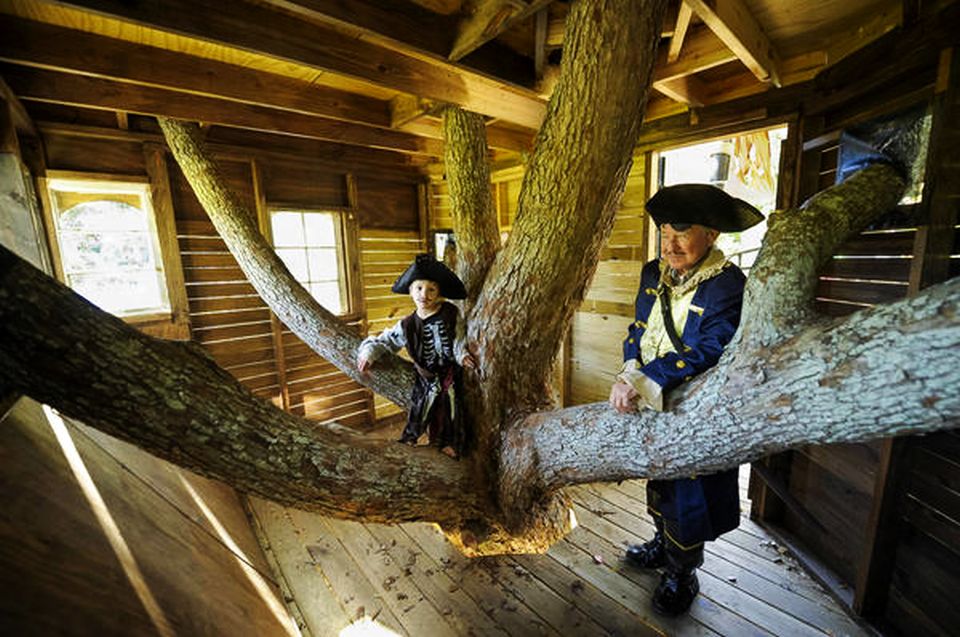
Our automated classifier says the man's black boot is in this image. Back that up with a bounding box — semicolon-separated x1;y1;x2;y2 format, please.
624;532;666;569
652;568;699;616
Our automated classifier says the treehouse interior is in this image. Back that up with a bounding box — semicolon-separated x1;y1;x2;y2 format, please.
1;0;959;635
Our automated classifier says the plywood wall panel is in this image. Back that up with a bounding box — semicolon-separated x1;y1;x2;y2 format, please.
0;398;295;636
356;176;420;229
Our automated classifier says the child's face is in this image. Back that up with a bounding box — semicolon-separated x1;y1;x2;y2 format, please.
410;279;441;313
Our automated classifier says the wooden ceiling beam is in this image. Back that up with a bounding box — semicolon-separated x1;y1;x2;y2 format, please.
654;75;710;107
46;0;546;129
449;0;554;61
395;115;535;153
654;27;738;83
258;0;454;55
667;2;694;64
37;121;429;176
2;65;442;156
684;0;782;86
253;0;536;87
390;95;443;129
0;15;391;129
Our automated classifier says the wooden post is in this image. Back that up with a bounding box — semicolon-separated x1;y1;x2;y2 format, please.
348;174;377;427
250;158;291;412
143;142;191;340
0;96;21;156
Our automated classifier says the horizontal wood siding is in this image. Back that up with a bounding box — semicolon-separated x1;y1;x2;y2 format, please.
175;204;284;409
884;430;960;636
359;228;423;421
171;155;376;428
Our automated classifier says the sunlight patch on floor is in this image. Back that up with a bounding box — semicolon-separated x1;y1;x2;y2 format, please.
339;617;401;637
178;473;302;637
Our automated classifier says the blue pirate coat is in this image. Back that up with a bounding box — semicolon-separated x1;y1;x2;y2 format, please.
624;255;744;548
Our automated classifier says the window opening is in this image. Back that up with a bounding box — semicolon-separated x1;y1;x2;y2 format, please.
270;210;348;314
46;178;170;317
655;126;788;274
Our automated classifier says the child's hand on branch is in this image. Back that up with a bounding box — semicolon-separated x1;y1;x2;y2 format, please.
460;354;477;369
357;356;373;373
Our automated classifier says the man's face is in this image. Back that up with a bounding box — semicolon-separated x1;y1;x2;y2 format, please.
660;224;718;274
410;279;441;313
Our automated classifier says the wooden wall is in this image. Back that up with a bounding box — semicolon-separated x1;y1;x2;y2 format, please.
359;227;424;421
571;160;651;405
35;124;428;430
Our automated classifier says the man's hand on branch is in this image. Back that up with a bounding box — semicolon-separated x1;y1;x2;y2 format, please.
609;381;638;414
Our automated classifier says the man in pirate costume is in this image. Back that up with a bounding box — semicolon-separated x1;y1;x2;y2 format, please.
358;254;475;459
609;184;764;616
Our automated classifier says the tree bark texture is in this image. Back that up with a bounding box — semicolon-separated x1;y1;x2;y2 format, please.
469;0;669;419
738;164;908;349
156;117;415;410
441;106;500;308
0;247;480;525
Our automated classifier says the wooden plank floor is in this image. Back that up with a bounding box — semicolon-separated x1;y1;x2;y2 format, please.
250;467;869;637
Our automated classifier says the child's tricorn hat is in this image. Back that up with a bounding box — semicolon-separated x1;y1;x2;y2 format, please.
391;253;467;300
646;184;764;232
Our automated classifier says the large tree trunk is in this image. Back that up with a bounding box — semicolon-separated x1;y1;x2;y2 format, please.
470;0;668;420
3;0;959;558
0;245;479;524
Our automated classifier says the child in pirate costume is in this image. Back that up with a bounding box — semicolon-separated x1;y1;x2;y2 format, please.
357;254;475;459
608;184;764;616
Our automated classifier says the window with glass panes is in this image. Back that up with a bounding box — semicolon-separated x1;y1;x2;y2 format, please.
45;178;170;318
270;210;347;314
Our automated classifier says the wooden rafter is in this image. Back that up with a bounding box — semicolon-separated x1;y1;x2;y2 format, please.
0;15;391;129
667;2;694;63
390;95;442;129
253;0;536;88
2;65;442;156
684;0;782;86
449;0;554;61
47;0;547;129
654;75;710;106
654;27;738;83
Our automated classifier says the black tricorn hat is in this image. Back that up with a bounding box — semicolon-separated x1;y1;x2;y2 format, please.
391;253;467;299
646;184;764;232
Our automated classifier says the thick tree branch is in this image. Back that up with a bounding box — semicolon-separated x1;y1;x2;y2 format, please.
441;106;500;308
503;275;960;507
471;0;669;412
157;117;414;409
739;163;906;348
0;246;481;525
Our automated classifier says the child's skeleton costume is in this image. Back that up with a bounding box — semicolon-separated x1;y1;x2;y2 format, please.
358;255;470;456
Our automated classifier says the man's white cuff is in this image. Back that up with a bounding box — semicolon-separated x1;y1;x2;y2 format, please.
617;360;664;412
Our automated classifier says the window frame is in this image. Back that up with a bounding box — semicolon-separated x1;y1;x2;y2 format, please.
264;205;358;319
38;169;190;339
